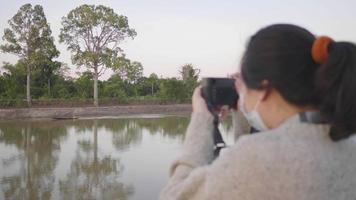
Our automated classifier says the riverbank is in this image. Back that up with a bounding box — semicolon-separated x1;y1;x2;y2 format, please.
0;104;192;120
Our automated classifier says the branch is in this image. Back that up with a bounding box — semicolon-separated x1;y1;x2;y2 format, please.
85;28;93;52
98;65;107;77
96;23;107;46
97;29;109;50
83;33;91;52
89;26;95;52
100;29;117;49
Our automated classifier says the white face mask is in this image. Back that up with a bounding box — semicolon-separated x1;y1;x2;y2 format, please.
239;91;268;131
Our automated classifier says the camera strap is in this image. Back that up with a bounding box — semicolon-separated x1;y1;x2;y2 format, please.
212;114;226;158
203;99;227;157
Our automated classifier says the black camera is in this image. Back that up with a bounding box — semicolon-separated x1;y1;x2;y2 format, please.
201;78;239;110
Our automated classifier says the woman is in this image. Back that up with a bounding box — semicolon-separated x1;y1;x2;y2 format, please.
160;24;356;200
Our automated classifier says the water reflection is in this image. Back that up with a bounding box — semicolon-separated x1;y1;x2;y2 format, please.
0;115;232;200
59;120;134;200
0;121;66;200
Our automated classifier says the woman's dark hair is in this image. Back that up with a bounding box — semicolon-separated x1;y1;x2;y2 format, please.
241;24;356;141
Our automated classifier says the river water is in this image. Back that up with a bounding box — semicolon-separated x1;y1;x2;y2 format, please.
0;115;234;200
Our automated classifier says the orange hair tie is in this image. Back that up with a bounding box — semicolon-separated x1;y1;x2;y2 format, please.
311;36;333;64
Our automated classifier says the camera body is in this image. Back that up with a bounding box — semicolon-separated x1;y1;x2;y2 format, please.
201;78;239;110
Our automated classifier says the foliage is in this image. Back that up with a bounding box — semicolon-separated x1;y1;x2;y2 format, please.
59;4;136;106
102;75;127;103
115;59;143;84
0;62;199;107
74;71;94;99
0;3;59;106
0;62;26;99
179;63;200;82
159;78;189;103
179;63;200;97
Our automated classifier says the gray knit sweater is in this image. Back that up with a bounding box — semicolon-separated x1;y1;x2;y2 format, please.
160;111;356;200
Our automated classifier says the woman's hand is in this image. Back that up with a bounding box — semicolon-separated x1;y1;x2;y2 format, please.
192;86;210;114
192;86;237;121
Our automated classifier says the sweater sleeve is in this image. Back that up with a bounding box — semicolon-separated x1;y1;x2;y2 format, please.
160;113;254;200
160;112;215;199
160;133;273;200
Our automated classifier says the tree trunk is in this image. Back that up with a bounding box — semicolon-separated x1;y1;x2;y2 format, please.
93;67;99;107
48;79;51;97
26;65;31;107
151;83;154;96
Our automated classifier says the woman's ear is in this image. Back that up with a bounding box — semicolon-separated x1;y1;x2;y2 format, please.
260;79;271;101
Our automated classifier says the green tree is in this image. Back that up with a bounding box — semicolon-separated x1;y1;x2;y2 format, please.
114;59;143;84
126;61;143;85
114;59;143;97
60;4;137;106
179;63;200;98
51;76;76;99
159;78;187;103
147;73;159;96
48;63;77;99
135;73;160;97
102;75;127;102
179;63;200;82
136;77;153;97
32;60;62;98
0;62;26;101
0;4;59;106
75;71;94;99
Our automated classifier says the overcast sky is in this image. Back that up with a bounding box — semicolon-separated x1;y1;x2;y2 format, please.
1;0;356;80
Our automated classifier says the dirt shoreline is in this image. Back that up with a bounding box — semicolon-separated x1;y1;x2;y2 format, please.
0;104;192;120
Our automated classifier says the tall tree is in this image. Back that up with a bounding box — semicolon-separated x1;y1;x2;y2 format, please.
60;4;136;106
114;59;143;97
179;63;200;98
115;59;143;84
0;4;59;106
179;63;200;81
147;73;159;96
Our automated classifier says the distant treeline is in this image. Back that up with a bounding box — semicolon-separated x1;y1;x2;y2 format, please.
0;62;200;107
0;4;200;107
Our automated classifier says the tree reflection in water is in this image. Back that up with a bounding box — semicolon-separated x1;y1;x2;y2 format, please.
103;119;143;151
0;120;67;200
59;120;134;200
102;116;189;151
0;115;231;200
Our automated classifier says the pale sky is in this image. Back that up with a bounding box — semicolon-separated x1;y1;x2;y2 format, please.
1;0;356;80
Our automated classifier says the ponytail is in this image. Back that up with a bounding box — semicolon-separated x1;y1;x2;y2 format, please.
314;40;356;141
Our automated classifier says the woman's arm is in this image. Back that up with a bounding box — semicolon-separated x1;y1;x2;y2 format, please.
160;87;253;199
160;87;215;199
160;112;215;199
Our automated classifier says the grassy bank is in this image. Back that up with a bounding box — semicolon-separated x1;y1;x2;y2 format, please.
0;97;191;109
